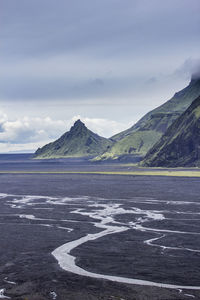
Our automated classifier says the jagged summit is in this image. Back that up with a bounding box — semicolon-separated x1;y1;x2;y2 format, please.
70;119;87;134
34;120;113;159
72;119;85;128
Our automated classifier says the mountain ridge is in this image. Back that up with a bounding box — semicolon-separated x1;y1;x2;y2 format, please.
94;77;200;161
112;77;200;141
34;119;113;159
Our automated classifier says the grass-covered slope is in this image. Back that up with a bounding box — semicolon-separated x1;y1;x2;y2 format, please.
34;120;113;159
142;95;200;167
94;130;163;161
95;77;200;161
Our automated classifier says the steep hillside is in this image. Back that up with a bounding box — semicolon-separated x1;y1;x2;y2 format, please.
95;76;200;161
34;120;113;159
142;95;200;167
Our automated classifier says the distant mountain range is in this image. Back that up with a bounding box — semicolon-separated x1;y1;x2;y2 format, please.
94;76;200;161
35;119;113;159
143;94;200;167
35;75;200;166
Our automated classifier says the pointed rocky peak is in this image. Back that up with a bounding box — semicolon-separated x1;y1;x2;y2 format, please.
73;119;85;128
70;119;87;134
34;118;113;159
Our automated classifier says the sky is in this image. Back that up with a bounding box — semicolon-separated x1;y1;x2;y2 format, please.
0;0;200;152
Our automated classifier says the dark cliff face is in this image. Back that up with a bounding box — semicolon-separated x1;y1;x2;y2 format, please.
35;120;113;159
142;95;200;167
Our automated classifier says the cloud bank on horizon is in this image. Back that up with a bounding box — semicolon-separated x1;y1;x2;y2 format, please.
0;0;200;152
0;113;131;152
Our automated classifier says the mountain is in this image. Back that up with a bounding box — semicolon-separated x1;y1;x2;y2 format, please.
34;120;113;159
142;95;200;167
94;76;200;161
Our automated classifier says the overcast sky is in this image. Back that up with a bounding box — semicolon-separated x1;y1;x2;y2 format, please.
0;0;200;152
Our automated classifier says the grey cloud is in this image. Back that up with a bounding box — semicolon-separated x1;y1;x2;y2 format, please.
91;78;104;86
0;75;139;100
0;116;67;144
1;0;200;60
145;77;157;85
174;58;200;80
1;0;141;59
0;0;200;148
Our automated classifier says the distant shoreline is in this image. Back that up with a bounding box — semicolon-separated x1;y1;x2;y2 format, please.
0;170;200;177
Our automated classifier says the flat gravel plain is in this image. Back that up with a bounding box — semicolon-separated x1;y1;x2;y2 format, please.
0;155;200;299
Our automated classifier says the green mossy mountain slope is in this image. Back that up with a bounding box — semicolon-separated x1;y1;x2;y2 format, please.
94;77;200;161
34;120;113;159
142;95;200;167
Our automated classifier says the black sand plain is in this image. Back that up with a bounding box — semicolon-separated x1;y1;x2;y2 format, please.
0;154;200;300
